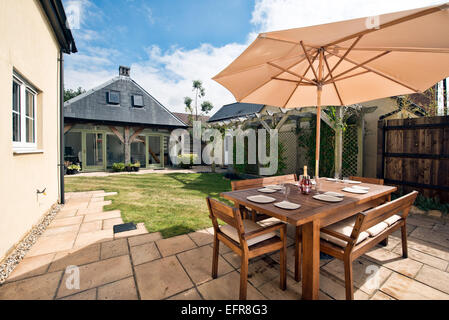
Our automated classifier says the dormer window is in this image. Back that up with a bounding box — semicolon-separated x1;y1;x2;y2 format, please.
107;91;120;105
132;95;144;108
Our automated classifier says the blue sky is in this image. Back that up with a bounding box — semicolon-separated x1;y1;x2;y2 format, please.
63;0;445;114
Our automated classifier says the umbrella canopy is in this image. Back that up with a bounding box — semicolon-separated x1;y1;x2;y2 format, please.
213;3;449;176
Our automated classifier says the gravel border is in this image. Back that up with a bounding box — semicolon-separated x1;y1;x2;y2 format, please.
0;204;61;284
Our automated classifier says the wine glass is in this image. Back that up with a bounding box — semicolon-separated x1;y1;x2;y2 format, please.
334;172;340;181
314;176;321;194
282;185;290;202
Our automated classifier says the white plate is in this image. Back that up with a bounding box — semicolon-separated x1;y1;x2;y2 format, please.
247;195;276;204
265;184;283;190
323;191;344;197
342;187;368;194
313;194;343;202
352;185;370;190
258;188;277;193
274;201;301;210
326;178;338;182
346;180;362;184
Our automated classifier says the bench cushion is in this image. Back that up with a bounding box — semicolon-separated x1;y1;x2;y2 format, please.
321;213;401;247
366;222;388;237
384;214;402;226
320;216;370;247
221;219;277;246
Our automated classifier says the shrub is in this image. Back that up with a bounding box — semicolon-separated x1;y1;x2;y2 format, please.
415;194;449;214
133;161;141;168
177;154;198;169
67;164;81;171
112;162;125;172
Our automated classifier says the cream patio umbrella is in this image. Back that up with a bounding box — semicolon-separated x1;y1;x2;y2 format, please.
213;3;449;177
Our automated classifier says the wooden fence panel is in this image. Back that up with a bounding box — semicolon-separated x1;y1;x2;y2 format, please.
377;116;449;202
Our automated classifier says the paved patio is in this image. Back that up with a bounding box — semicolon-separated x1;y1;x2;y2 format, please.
1;190;449;300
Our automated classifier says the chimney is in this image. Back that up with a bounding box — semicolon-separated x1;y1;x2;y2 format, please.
119;66;130;77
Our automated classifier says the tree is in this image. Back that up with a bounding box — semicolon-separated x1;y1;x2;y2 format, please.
184;97;193;125
192;80;205;121
200;101;214;115
64;87;86;102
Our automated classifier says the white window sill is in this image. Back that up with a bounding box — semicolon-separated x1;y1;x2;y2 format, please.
13;149;44;155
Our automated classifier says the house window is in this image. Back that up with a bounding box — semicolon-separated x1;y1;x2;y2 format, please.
107;91;120;104
132;94;144;107
12;75;37;150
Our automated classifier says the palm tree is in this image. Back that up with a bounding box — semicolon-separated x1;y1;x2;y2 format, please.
192;80;205;121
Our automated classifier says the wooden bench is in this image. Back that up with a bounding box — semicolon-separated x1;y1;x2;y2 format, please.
319;191;418;300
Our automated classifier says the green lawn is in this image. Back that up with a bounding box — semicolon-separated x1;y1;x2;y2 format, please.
65;173;232;238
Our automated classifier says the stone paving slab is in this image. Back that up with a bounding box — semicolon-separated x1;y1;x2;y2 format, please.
134;256;194;300
380;272;449;300
56;255;133;298
0;271;63;300
156;234;197;257
1;190;449;300
177;245;234;285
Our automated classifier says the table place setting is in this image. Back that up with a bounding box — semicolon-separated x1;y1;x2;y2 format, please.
257;187;278;193
342;187;369;194
274;200;301;210
246;195;276;203
345;180;362;184
264;184;284;190
312;194;344;202
351;185;370;190
323;191;344;197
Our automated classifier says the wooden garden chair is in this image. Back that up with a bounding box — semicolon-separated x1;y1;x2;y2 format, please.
206;197;287;300
319;191;418;300
230;174;303;282
349;176;384;185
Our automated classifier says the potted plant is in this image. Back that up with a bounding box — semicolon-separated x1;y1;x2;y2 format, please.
112;162;125;172
132;161;141;172
66;164;81;175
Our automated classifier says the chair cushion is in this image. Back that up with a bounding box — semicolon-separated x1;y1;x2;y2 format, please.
384;214;402;226
320;216;369;247
257;217;283;228
220;219;277;246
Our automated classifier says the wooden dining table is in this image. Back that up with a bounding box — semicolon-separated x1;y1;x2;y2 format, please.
220;178;397;300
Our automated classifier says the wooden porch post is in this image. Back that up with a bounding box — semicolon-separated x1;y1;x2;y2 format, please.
124;126;130;164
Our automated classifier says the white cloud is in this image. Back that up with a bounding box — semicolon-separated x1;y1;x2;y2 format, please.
130;43;246;112
65;0;446;115
251;0;446;32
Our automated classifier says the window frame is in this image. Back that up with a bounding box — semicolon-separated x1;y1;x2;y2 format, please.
107;90;121;105
12;74;37;151
132;94;144;108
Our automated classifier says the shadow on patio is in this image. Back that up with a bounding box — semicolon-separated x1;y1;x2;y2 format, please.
1;190;449;300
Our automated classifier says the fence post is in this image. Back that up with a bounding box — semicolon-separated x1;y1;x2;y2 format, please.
376;120;385;179
356;112;365;176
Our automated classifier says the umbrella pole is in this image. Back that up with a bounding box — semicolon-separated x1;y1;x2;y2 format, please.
315;48;324;178
315;87;322;178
